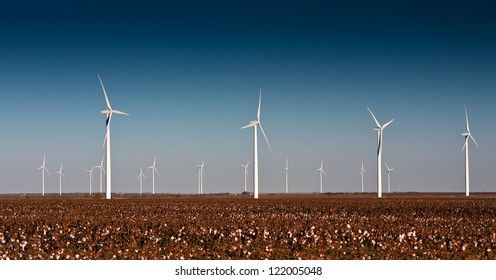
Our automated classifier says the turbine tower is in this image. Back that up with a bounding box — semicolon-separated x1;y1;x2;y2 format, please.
93;156;105;193
241;161;249;192
56;164;65;196
98;74;129;199
86;167;94;195
360;160;366;193
385;162;394;193
197;160;205;194
284;158;289;193
462;106;478;196
316;160;326;193
367;107;394;198
241;89;272;199
38;155;49;196
147;156;159;194
138;165;145;195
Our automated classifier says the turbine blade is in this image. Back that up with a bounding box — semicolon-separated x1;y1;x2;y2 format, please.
258;124;272;151
470;134;479;148
367;107;381;128
257;89;262;121
465;105;470;132
103;114;112;147
383;119;394;129
97;74;112;110
322;169;327;176
241;122;257;129
154;167;160;176
113;110;129;116
462;138;468;152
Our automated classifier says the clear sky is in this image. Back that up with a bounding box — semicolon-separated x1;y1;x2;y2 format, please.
0;0;495;194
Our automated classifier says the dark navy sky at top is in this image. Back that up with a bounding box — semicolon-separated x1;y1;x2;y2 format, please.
3;0;495;53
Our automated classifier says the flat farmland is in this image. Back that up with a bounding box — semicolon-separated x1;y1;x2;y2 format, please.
1;193;496;260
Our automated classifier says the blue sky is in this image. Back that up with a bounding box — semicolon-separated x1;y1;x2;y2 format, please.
0;0;495;194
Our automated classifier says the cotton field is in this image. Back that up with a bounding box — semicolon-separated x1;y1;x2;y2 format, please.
0;194;495;260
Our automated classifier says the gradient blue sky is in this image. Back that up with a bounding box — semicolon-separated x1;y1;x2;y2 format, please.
1;0;495;194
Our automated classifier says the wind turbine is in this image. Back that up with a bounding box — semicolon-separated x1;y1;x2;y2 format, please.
367;107;394;198
86;167;94;195
147;156;159;194
241;161;249;192
284;158;289;193
38;155;49;196
360;160;366;193
197;160;205;194
138;165;145;195
241;89;272;199
316;160;326;193
462;106;478;196
93;156;105;193
55;164;65;196
385;162;394;193
98;74;129;200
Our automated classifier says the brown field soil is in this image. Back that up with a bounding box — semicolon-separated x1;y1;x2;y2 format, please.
0;192;495;260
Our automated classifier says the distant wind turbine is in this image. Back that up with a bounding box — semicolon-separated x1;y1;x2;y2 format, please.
360;160;366;193
316;160;326;193
147;156;159;194
367;107;394;198
284;158;289;193
98;74;129;200
462;106;478;196
86;167;94;195
385;162;394;193
56;164;65;196
241;89;272;199
93;156;105;193
138;165;145;195
197;160;205;194
38;155;49;196
241;161;249;192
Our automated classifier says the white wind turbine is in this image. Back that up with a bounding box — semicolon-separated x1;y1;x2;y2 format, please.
385;162;394;193
93;156;105;193
197;160;205;194
367;107;394;198
56;164;65;196
360;160;366;193
147;156;159;194
241;89;272;199
38;155;49;196
284;158;289;193
86;167;94;195
316;160;326;193
98;74;129;199
138;166;145;195
241;161;249;192
462;106;478;197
